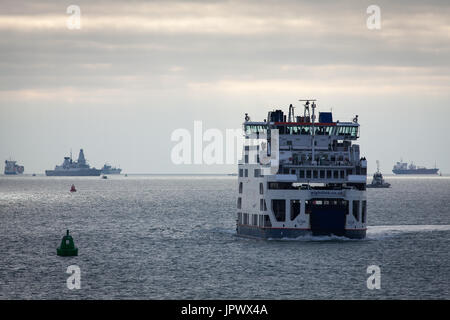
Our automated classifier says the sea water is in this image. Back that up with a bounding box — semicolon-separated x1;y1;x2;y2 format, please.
0;175;449;299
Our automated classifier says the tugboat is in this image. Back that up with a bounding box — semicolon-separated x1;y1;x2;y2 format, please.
367;160;390;188
46;149;101;176
236;100;368;239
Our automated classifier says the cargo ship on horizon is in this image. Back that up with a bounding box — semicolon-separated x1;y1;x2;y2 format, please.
392;160;439;175
45;149;101;176
4;160;24;175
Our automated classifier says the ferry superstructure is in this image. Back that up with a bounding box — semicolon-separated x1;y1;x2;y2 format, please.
236;100;367;239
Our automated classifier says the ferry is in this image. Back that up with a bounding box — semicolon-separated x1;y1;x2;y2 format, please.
236;100;367;239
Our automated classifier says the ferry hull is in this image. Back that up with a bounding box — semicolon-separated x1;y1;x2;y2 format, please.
45;169;101;176
236;225;366;240
392;168;438;175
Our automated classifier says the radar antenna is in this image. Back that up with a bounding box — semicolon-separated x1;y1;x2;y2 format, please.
299;99;317;119
299;99;318;164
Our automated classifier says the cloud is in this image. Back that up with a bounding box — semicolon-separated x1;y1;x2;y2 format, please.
1;0;450;173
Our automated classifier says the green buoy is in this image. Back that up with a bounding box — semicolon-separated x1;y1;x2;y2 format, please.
57;230;78;256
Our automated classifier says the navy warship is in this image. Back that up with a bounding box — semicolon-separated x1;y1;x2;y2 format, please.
45;149;101;176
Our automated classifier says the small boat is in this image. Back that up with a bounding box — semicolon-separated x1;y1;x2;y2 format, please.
102;175;108;179
367;161;390;188
70;184;77;192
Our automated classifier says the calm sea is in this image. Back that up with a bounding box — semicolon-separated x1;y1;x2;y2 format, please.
0;175;449;299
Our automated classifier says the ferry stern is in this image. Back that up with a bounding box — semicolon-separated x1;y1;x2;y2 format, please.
236;100;368;240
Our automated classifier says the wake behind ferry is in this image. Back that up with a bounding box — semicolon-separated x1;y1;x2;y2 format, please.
236;100;367;239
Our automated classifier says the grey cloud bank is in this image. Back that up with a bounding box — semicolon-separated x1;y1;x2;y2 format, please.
0;0;449;173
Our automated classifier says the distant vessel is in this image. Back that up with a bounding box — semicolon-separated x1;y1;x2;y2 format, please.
45;149;101;176
4;160;24;175
392;160;439;175
101;164;122;174
367;161;390;188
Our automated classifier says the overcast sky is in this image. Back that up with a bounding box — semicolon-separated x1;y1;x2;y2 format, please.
0;0;449;174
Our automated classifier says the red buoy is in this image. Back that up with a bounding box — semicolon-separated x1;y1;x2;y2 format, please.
70;184;76;192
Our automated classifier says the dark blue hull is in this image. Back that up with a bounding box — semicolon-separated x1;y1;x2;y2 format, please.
45;169;101;176
236;225;366;239
392;168;438;175
101;169;122;174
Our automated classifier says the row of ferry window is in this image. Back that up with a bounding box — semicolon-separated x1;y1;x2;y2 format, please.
237;212;272;227
238;166;366;185
238;168;263;178
245;125;358;137
286;168;349;179
238;182;264;194
281;167;367;178
237;197;267;211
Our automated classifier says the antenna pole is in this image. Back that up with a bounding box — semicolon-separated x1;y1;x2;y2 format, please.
311;101;316;165
299;99;318;165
